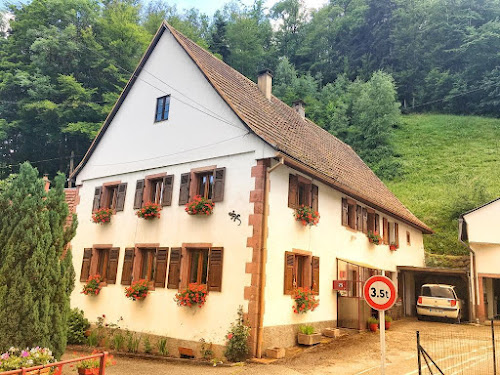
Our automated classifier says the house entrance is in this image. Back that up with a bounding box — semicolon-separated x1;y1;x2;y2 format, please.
483;277;500;320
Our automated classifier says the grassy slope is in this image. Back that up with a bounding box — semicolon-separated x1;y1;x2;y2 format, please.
385;114;500;255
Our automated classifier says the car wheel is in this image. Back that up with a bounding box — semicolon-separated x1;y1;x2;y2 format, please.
417;314;425;321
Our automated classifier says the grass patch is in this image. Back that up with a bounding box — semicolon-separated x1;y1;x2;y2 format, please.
386;114;500;255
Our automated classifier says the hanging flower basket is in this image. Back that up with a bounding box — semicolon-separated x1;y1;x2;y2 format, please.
136;202;161;220
292;287;319;314
293;205;320;226
185;195;214;216
367;231;382;245
92;208;113;224
175;283;208;308
82;275;102;296
125;279;149;301
389;243;399;251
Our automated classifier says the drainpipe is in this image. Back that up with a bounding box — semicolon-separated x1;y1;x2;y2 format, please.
459;217;479;322
256;157;284;358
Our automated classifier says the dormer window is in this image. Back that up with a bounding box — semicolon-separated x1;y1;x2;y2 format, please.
155;95;170;122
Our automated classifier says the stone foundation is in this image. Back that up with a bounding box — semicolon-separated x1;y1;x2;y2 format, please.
261;320;336;350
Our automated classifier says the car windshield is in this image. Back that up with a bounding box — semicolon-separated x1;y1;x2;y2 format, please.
421;286;455;299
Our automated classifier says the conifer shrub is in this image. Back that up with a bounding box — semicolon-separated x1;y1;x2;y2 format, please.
67;309;90;345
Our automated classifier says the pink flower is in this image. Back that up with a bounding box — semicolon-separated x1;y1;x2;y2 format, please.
227;333;233;340
21;350;29;358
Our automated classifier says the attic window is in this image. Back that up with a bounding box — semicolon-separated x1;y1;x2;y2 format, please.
155;95;170;122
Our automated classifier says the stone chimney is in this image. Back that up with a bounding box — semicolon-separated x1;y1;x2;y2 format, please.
257;69;273;101
43;174;50;192
292;99;305;118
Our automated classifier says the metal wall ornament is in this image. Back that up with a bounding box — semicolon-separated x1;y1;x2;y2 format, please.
228;210;241;226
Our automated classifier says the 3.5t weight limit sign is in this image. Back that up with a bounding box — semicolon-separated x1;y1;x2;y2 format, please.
363;275;396;311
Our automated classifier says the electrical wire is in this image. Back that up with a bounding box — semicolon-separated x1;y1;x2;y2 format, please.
0;154;84;169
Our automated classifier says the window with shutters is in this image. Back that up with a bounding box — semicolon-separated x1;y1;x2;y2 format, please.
123;246;169;289
288;174;318;210
134;175;174;208
283;252;319;295
341;198;357;230
179;167;225;205
188;249;209;284
383;217;390;244
93;182;127;212
367;211;380;234
80;247;120;285
155;95;170;122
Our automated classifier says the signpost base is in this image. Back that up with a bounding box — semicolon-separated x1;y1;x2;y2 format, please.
380;310;386;375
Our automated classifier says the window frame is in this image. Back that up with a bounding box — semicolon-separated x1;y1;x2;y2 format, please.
196;172;215;201
187;248;209;285
406;231;411;246
284;250;318;295
82;245;120;286
138;247;157;282
154;95;171;123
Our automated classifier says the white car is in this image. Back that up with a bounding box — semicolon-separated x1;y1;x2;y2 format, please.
416;284;462;323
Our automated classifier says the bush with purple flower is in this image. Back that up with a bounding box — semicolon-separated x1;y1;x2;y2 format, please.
0;347;54;371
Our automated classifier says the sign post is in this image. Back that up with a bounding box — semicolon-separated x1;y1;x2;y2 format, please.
363;274;397;375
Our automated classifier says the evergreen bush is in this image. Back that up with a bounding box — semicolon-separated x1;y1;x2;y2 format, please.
67;309;90;345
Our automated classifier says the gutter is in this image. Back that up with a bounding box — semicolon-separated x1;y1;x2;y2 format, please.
458;217;479;322
256;157;284;358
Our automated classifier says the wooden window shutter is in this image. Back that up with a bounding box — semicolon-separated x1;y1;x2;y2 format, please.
395;223;399;246
133;180;145;209
161;175;174;206
383;218;389;244
106;248;120;284
311;184;319;212
341;198;349;226
362;208;368;234
375;214;380;233
115;183;128;212
121;248;135;285
80;248;93;282
178;173;191;205
92;187;102;212
284;252;295;295
288;175;298;208
312;256;320;293
212;168;226;202
208;247;224;292
154;247;169;288
356;205;363;230
167;247;182;289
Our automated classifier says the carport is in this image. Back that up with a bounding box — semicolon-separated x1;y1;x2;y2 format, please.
397;266;472;321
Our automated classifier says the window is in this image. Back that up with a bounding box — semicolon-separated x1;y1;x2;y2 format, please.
92;183;127;212
149;178;164;204
79;247;120;285
178;168;226;205
155;95;170;122
341;198;357;230
121;246;169;288
188;249;209;284
383;219;399;247
139;248;156;281
284;252;320;295
133;175;174;209
406;231;411;245
197;172;214;200
367;211;380;234
288;174;319;210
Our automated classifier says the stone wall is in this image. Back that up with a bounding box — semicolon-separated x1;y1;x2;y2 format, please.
425;252;470;270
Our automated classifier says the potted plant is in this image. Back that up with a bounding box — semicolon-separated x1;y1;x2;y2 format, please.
0;347;54;374
175;283;208;308
92;208;113;224
297;325;322;346
185;195;214;216
367;231;382;245
75;351;115;375
385;315;393;330
292;287;319;314
124;279;149;301
293;205;320;226
368;317;378;332
389;242;399;251
81;275;102;296
136;202;161;220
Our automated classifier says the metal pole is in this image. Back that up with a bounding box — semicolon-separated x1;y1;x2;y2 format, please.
493;320;497;375
380;309;386;375
417;331;422;375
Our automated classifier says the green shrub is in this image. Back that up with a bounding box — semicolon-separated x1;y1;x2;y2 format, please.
199;338;214;360
143;337;152;354
224;306;250;362
67;309;90;345
126;332;141;353
157;337;168;356
112;332;125;351
87;330;98;347
367;317;379;325
298;325;315;335
385;315;393;323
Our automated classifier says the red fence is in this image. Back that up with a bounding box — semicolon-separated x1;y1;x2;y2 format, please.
0;352;108;375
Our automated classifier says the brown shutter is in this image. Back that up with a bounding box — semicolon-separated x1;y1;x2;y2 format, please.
161;175;174;206
356;205;363;230
178;173;191;205
80;248;93;282
312;256;320;293
375;214;380;233
311;184;319;212
133;180;145;209
115;183;127;212
167;247;182;289
212;168;226;202
383;218;389;244
121;248;135;285
92;187;102;212
395;223;399;246
362;208;368;234
341;198;348;226
208;247;224;292
106;247;120;284
154;247;169;288
288;175;298;208
284;252;295;295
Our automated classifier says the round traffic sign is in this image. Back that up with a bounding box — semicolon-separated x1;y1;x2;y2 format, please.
363;275;396;311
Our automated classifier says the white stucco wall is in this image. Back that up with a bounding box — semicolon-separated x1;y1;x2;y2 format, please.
263;163;425;328
464;199;500;246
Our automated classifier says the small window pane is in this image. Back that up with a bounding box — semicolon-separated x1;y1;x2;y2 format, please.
155;95;170;122
156;98;164;122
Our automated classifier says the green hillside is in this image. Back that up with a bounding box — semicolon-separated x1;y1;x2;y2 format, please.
386;114;500;255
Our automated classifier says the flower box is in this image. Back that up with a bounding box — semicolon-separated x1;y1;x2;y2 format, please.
294;205;319;226
185;195;214;216
367;231;382;245
265;347;285;359
77;368;99;375
136;202;161;220
292;287;319;314
175;283;207;308
178;347;194;358
125;279;149;301
297;332;322;346
389;243;399;251
92;208;113;224
81;275;102;296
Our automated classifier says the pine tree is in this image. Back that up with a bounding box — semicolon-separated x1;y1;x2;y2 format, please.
0;163;76;358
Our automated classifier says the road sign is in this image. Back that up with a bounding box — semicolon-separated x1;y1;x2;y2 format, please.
363;275;396;311
333;280;348;291
363;274;396;375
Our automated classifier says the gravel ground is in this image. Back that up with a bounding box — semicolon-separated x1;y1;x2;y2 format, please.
63;319;499;375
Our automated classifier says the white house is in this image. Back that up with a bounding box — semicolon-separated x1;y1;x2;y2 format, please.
68;22;432;358
460;198;500;321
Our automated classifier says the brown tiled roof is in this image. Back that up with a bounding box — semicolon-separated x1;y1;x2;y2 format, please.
165;23;432;233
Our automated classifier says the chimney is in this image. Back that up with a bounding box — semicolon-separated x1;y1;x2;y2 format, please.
292;99;305;118
257;69;273;101
43;174;50;192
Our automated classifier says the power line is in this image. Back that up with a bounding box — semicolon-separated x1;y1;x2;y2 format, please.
0;154;84;170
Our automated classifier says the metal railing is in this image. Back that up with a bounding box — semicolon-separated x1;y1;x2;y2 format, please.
0;352;108;375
